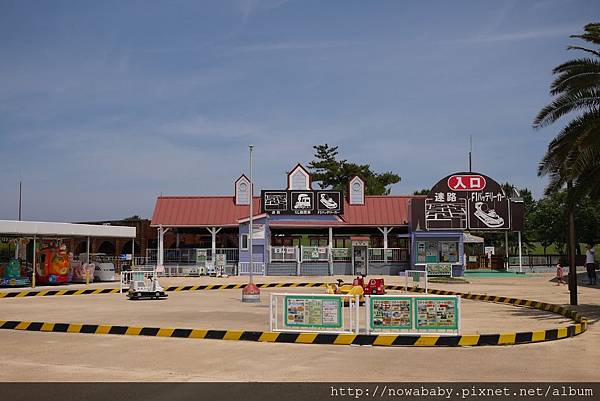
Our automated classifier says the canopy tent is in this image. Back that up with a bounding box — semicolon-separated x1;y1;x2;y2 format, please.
0;220;136;288
0;220;135;238
463;232;484;244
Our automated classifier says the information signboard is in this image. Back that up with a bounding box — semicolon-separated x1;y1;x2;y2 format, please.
284;295;343;329
426;263;452;277
369;297;412;330
196;249;207;267
261;190;343;215
414;297;459;330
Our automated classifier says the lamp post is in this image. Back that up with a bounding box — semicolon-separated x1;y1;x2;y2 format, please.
242;144;260;302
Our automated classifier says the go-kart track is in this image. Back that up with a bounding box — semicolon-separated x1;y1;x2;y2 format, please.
0;274;598;381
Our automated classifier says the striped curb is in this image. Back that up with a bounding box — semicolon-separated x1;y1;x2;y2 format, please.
0;281;588;346
0;319;585;347
0;282;327;298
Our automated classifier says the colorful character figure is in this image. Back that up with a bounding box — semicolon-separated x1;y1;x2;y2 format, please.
36;243;71;285
70;260;95;283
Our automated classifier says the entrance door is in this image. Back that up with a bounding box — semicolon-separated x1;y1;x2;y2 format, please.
353;246;368;275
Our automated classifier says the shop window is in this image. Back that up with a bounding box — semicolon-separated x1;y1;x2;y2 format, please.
309;237;328;246
370;237;384;248
240;234;249;250
416;240;458;263
272;236;300;247
333;237;350;248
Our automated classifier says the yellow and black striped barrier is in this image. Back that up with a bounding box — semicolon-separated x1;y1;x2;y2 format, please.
0;281;588;346
0;319;585;347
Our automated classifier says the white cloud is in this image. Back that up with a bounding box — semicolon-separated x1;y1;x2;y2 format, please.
236;41;362;52
447;27;577;45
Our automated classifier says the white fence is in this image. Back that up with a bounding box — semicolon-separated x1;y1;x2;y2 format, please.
331;248;351;262
146;248;239;264
368;248;409;262
269;293;360;334
300;246;329;262
238;262;265;275
269;246;299;263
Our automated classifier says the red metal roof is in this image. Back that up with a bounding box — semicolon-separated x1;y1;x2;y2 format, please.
340;196;413;226
151;195;415;227
151;196;261;227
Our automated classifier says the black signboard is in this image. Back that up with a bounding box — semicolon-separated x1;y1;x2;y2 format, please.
411;172;524;232
261;190;343;215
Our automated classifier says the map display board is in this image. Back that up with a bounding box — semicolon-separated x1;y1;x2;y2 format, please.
284;296;343;329
369;297;412;330
410;171;524;232
426;263;452;277
415;297;459;330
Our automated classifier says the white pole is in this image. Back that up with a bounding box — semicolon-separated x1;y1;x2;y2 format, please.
518;231;523;273
383;227;388;264
328;227;333;275
86;237;90;264
132;239;135;267
505;231;509;270
249;145;254;282
158;226;163;268
211;228;216;264
32;235;36;288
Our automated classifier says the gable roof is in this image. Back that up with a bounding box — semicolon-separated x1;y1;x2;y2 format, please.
151;195;416;227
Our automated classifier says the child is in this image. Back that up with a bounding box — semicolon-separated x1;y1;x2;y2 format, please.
556;263;566;285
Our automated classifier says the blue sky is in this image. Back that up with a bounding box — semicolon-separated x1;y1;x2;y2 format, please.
0;0;598;221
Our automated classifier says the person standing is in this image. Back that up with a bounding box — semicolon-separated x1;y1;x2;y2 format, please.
585;244;597;285
556;262;566;285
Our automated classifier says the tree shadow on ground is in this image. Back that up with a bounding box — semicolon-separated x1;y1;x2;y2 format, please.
503;302;600;326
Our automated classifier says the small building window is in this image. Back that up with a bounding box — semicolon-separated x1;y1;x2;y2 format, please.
240;234;249;250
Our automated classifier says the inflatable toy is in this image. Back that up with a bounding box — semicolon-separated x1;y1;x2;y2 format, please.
36;243;71;285
0;258;31;287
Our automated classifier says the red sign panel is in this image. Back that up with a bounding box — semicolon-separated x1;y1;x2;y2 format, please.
447;175;487;191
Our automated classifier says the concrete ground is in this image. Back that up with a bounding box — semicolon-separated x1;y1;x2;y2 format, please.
0;273;598;382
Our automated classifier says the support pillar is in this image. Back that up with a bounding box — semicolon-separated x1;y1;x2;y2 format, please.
378;227;393;264
206;227;222;264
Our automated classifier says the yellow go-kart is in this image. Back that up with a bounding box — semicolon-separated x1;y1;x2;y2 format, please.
326;276;386;305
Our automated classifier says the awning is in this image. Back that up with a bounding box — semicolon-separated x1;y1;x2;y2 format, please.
0;220;136;238
463;232;484;244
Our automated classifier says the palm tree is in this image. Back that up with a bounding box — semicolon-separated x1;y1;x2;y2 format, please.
534;23;600;305
534;23;600;197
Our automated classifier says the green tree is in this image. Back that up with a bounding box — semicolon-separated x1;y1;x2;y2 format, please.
412;189;430;195
308;144;401;195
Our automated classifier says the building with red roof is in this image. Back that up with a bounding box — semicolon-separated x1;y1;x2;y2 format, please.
149;165;524;276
